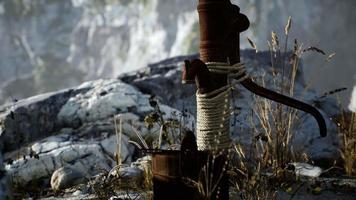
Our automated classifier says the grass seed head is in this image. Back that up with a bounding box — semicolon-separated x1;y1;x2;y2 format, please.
326;53;336;62
285;16;292;35
271;31;279;49
247;37;258;53
302;46;326;55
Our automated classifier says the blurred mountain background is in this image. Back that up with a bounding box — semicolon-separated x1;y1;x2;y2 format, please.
0;0;355;107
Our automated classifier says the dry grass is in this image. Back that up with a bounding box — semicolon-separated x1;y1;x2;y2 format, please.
229;143;279;200
247;17;309;171
89;169;152;200
230;16;339;199
333;109;356;176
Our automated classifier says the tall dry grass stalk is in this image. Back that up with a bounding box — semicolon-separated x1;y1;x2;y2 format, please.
245;16;336;171
344;112;356;176
246;17;306;170
114;114;123;165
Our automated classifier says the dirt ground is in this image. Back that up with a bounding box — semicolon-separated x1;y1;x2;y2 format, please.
231;186;356;200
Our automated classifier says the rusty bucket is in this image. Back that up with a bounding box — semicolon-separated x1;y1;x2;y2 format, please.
148;150;229;200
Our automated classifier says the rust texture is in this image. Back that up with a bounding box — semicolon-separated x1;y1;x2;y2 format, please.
151;150;228;200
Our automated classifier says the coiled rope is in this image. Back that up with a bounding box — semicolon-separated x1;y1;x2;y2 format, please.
196;62;248;150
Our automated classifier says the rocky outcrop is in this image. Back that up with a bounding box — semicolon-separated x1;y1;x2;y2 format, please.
0;87;89;153
0;52;342;198
119;54;198;114
5;133;129;187
0;78;193;192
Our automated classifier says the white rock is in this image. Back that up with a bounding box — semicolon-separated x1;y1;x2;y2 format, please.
51;166;86;191
118;166;143;181
100;134;133;163
31;134;72;154
117;113;150;138
57;79;153;124
292;162;322;178
5;134;120;186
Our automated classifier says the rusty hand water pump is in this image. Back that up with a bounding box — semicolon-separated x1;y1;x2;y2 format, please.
151;1;327;199
182;0;327;139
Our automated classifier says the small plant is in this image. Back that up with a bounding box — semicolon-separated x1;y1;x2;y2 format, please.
143;95;184;148
229;143;279;200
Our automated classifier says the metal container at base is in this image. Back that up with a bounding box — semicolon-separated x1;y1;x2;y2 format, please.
149;150;229;200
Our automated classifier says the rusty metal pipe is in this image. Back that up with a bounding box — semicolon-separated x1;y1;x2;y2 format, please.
241;78;327;137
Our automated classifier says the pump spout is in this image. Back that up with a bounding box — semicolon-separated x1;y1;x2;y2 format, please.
241;78;327;137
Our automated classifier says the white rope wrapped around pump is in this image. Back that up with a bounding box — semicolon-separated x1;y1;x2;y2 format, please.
196;62;248;151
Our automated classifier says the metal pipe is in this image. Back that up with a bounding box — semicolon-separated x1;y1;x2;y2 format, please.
241;78;327;137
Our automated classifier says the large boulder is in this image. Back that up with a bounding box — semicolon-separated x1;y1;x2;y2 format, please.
1;78;193;189
5;133;129;187
0;79;192;153
0;87;89;153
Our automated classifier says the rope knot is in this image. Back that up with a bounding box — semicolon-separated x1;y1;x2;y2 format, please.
206;62;249;82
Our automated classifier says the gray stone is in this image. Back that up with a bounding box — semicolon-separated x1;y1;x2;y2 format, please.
1;78;193;189
0;79;193;154
117;166;144;188
119;54;198;114
0;87;88;153
100;134;133;163
57;79;152;126
5;132;134;187
130;156;152;189
292;162;322;178
51;166;86;191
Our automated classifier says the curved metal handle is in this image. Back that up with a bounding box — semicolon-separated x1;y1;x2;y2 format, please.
241;78;327;137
